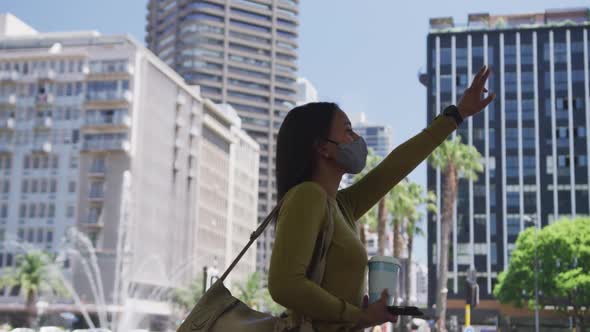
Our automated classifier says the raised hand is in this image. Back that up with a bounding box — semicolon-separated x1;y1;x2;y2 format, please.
457;65;496;119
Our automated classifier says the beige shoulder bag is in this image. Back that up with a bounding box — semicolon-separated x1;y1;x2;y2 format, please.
177;199;335;332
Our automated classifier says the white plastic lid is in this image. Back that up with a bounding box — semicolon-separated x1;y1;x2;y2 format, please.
369;255;400;266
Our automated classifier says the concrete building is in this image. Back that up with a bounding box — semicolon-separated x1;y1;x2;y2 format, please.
354;112;393;158
295;77;318;105
364;225;393;258
413;263;428;307
146;0;299;273
424;7;590;323
0;14;258;328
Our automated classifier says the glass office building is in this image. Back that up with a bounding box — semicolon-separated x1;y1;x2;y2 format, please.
425;8;590;320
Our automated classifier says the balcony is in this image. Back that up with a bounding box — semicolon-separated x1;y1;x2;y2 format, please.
32;141;52;153
85;90;133;107
87;62;134;78
36;69;57;81
0;94;16;106
82;140;130;152
34;117;53;130
35;93;55;107
88;165;107;177
176;94;187;105
0;70;20;82
88;190;104;202
174;138;184;150
0;144;13;154
175;117;186;127
80;221;104;229
83;114;131;130
0;118;15;131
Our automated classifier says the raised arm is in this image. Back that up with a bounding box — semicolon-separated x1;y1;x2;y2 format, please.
268;182;362;323
337;114;457;221
338;65;495;221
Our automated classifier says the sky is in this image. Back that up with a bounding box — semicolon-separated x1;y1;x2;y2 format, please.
1;0;589;265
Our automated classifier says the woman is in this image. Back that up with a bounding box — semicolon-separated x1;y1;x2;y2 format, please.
268;66;494;331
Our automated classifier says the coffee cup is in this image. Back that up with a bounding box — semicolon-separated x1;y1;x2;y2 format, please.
368;256;401;305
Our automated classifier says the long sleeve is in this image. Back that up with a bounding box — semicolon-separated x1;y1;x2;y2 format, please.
337;114;457;221
268;182;362;323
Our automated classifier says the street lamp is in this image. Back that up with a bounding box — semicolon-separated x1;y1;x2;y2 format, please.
523;215;539;332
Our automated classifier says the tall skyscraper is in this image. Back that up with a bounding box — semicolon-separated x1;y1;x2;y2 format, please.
424;8;590;321
354;112;393;158
0;14;259;327
146;0;299;273
295;77;318;105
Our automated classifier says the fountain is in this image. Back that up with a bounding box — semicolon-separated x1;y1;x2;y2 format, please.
2;172;199;331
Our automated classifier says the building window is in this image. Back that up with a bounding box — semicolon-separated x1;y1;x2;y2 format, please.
507;217;520;237
38;203;46;218
70;155;78;168
19;204;26;219
507;192;520;208
523;156;535;176
40;179;47;193
0;205;7;218
28;204;36;218
491;242;497;265
506;156;519;178
546;156;554;175
48;204;55;218
66;205;75;218
88;207;102;224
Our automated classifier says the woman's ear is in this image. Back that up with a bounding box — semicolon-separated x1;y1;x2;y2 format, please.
314;140;331;158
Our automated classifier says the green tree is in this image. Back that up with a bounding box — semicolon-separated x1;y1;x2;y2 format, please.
0;251;67;328
494;217;590;331
232;272;285;314
260;287;286;315
387;179;412;258
233;272;265;309
351;149;382;248
403;182;436;308
170;277;203;314
428;135;483;331
388;180;436;332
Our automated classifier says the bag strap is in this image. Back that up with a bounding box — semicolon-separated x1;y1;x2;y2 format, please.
219;197;285;282
219;196;335;284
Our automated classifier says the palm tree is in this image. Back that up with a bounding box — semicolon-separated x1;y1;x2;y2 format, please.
428;135;483;332
260;287;286;315
403;182;436;308
0;251;67;328
170;277;203;315
351;149;382;247
387;179;413;258
233;272;265;309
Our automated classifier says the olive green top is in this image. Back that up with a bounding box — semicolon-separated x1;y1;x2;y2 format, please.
268;114;457;331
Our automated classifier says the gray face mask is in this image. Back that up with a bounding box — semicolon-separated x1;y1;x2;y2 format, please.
325;137;368;174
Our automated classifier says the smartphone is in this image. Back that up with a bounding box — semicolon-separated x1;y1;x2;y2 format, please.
386;306;424;316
